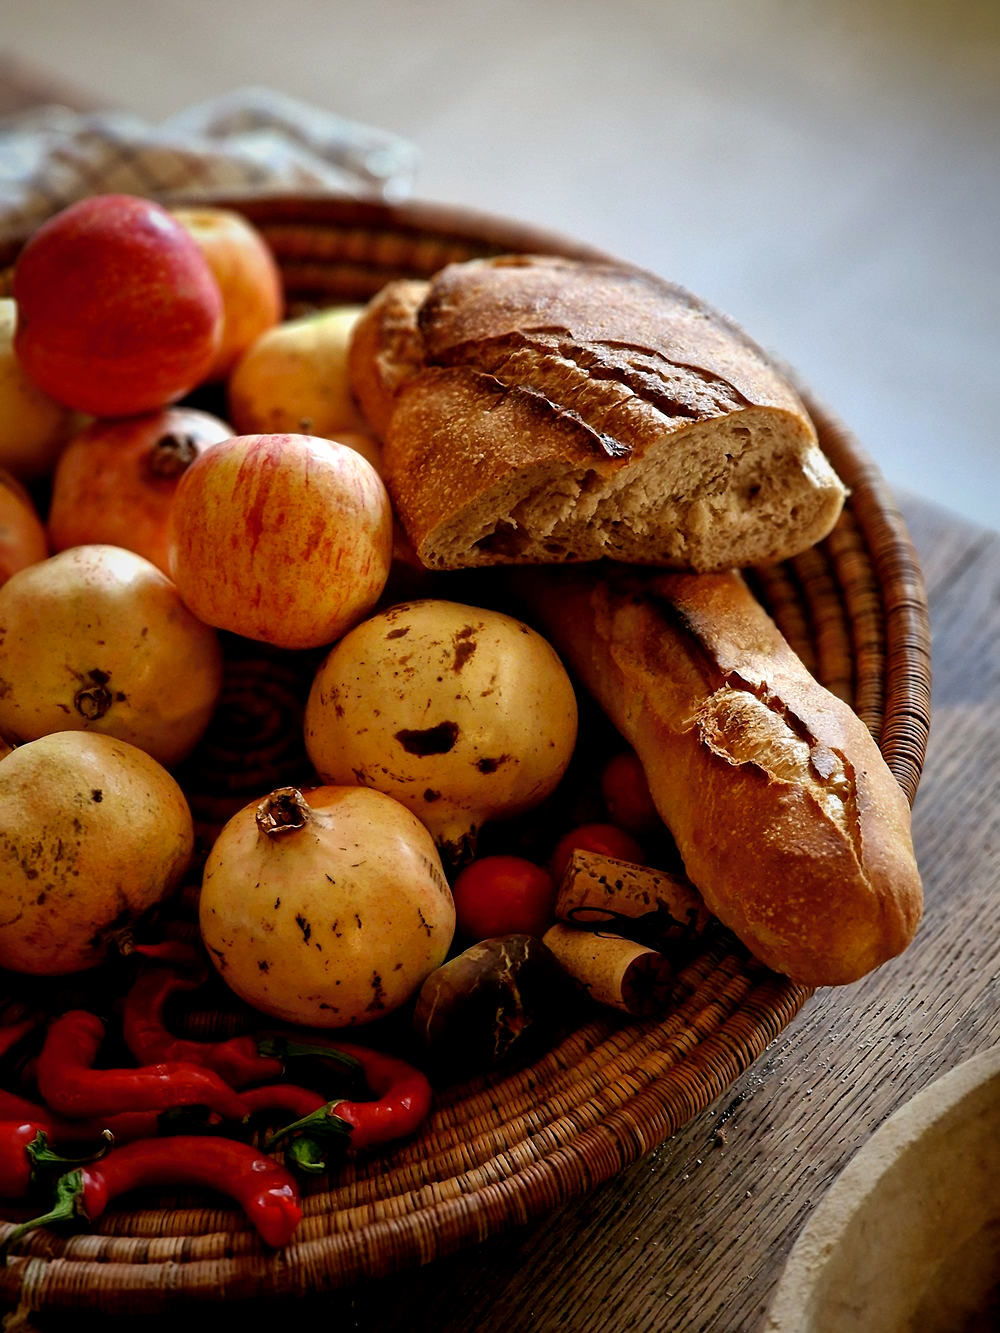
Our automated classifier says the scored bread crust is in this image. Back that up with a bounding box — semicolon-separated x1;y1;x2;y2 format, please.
348;254;847;572
514;563;923;987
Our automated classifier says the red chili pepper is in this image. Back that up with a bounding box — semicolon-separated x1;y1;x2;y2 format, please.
35;1011;249;1123
2;1137;302;1250
0;1087;192;1148
310;1040;433;1152
256;1039;433;1170
241;1083;330;1122
0;1121;106;1199
0;1122;51;1198
242;1082;352;1175
132;939;204;967
122;951;286;1090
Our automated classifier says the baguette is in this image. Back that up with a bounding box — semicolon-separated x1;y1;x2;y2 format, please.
348;254;847;573
514;564;922;987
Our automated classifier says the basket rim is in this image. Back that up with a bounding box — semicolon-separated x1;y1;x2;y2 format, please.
174;189;617;259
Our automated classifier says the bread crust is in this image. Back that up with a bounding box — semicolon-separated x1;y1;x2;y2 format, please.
515;564;923;987
348;255;846;572
348;277;427;439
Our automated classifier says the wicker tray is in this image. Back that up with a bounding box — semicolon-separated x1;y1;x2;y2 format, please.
0;196;932;1316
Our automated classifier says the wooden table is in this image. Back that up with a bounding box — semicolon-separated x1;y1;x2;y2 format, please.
3;64;998;1333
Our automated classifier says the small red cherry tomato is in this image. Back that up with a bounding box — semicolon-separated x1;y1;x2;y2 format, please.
548;822;647;884
599;750;661;837
451;855;558;942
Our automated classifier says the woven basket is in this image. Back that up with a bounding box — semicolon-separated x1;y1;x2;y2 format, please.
0;196;932;1316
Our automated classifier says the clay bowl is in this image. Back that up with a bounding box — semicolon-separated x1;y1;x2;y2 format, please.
764;1047;1000;1333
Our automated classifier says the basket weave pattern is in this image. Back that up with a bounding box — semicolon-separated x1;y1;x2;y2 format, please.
0;197;931;1313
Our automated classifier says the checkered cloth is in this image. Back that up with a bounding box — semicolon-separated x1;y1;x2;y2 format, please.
0;86;420;240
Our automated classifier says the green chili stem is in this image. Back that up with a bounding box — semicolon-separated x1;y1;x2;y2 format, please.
1;1169;85;1253
256;1035;362;1072
263;1103;353;1153
26;1128;111;1173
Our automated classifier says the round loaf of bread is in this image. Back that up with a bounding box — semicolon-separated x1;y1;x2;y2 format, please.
348;254;847;572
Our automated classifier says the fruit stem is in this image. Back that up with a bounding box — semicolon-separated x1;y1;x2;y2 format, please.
148;432;199;479
256;787;311;837
74;684;112;720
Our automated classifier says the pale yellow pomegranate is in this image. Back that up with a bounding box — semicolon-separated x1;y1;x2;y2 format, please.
304;599;579;867
0;468;47;586
0;544;223;767
199;784;455;1028
0;731;194;974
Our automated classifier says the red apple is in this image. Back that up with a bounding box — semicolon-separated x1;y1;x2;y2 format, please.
167;433;394;649
12;194;224;417
47;406;233;574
